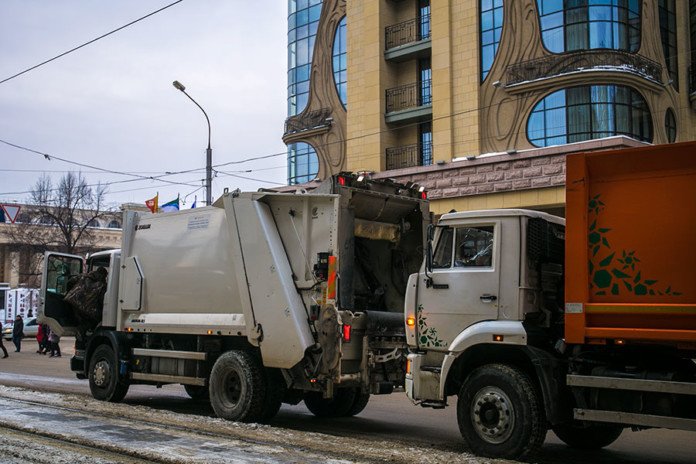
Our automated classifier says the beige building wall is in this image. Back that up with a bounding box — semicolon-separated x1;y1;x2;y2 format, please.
287;0;696;212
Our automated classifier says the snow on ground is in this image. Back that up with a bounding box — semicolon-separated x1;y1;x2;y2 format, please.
0;386;507;464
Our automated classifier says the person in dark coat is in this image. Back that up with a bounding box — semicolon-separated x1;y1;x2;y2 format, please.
48;328;61;358
12;315;24;353
0;321;8;358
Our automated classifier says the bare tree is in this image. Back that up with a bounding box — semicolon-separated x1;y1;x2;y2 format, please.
2;172;109;286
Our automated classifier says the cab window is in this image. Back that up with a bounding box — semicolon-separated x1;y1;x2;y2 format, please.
46;255;82;296
432;227;454;269
454;226;494;267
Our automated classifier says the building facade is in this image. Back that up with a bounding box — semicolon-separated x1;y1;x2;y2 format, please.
0;206;122;288
284;0;696;214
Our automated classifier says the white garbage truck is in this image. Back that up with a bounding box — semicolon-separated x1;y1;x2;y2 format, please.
39;174;429;422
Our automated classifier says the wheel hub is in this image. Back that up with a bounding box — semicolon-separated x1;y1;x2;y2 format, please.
471;386;514;444
93;360;111;387
223;371;242;406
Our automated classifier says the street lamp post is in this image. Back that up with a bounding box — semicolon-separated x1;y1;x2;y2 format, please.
172;80;212;206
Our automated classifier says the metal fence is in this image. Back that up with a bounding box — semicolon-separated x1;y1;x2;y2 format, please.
386;142;432;170
386;80;432;113
505;50;663;87
385;14;430;50
284;108;332;137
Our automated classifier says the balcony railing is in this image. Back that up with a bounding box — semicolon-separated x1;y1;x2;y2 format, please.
385;15;430;50
284;107;333;137
505;50;663;87
386;80;432;113
386;142;432;170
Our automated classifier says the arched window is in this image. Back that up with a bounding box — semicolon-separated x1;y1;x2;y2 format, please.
332;16;347;108
665;108;677;143
288;0;323;116
87;219;100;228
536;0;641;54
527;85;652;147
481;0;504;81
287;142;319;185
107;220;121;229
39;215;54;225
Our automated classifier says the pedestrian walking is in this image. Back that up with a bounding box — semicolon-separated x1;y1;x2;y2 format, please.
0;321;8;358
40;324;50;354
12;315;24;353
48;328;61;358
36;323;46;354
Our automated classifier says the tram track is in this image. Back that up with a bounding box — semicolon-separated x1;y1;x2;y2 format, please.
0;387;486;464
0;424;157;464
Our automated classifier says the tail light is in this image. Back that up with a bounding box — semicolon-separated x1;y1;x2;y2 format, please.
342;324;352;342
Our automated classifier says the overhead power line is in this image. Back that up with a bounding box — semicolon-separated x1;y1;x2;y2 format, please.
0;0;185;86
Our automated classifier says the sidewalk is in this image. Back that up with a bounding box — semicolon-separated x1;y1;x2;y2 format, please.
0;337;76;380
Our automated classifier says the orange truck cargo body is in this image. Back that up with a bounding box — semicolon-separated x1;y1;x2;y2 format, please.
565;142;696;345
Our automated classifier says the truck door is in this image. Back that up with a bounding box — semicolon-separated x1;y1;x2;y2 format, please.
415;222;501;350
39;252;83;336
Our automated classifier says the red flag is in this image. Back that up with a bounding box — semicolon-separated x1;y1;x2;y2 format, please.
145;194;159;213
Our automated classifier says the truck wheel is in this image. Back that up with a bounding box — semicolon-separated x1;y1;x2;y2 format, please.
345;390;370;417
209;351;265;422
552;423;623;449
89;344;129;403
260;369;285;421
304;388;356;417
184;385;209;400
457;364;545;460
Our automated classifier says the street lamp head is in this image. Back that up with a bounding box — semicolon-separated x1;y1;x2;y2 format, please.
172;80;186;92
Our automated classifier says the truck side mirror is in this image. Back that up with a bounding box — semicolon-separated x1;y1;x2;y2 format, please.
425;224;435;273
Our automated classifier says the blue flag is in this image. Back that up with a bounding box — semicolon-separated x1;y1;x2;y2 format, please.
190;196;197;209
160;196;179;213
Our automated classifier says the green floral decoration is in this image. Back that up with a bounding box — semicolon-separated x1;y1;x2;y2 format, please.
588;194;681;297
417;304;447;348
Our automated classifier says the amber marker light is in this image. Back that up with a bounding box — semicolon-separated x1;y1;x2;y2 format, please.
406;358;412;375
126;327;134;332
207;330;214;335
493;334;504;342
616;339;626;345
406;316;416;328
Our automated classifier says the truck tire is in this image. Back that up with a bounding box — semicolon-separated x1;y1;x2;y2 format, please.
304;388;356;417
184;385;209;400
457;364;546;460
89;344;129;403
345;390;370;417
260;369;285;421
552;423;623;449
209;351;266;422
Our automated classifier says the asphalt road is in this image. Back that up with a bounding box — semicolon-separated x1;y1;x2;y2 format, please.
1;337;694;464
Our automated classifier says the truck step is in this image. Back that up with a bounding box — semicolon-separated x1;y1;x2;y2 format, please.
132;348;207;361
130;372;206;386
568;375;696;396
574;409;696;432
420;366;441;374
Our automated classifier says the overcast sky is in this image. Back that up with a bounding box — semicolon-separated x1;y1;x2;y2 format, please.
0;1;289;210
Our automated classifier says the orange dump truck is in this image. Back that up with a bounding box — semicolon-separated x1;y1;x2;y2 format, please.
565;142;696;345
405;141;696;459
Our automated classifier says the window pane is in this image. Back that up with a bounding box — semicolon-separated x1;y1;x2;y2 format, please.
454;227;494;268
537;0;641;52
527;84;653;147
433;228;454;269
